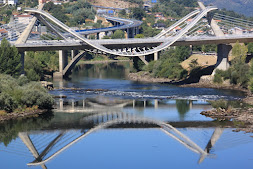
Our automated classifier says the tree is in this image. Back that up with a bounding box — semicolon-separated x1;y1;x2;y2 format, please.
248;42;253;54
175;46;191;61
132;7;145;20
111;30;125;39
134;34;144;38
0;38;21;77
232;41;248;62
119;9;126;17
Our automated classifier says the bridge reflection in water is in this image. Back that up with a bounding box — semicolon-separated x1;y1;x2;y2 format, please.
6;109;250;169
1;98;252;168
54;97;211;113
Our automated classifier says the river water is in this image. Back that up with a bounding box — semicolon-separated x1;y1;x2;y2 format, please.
0;62;252;169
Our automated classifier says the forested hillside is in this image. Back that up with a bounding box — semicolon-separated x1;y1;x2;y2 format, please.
201;0;253;17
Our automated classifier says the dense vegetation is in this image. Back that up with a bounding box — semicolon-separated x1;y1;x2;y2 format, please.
0;5;15;24
0;40;54;114
44;0;96;27
25;51;58;81
0;74;54;113
201;0;253;18
0;39;21;77
213;42;253;90
142;46;190;80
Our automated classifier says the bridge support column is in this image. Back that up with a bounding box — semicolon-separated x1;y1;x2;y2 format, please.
96;33;100;40
54;50;68;79
214;44;232;72
59;50;68;73
59;99;63;110
136;27;139;35
154;99;158;109
127;28;134;38
71;50;78;60
154;52;159;61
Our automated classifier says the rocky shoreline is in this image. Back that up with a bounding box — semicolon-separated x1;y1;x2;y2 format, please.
201;108;253;133
0;109;48;122
128;72;253;102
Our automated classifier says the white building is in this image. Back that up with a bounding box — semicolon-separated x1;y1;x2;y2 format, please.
7;0;18;5
0;0;18;5
0;0;6;4
14;13;33;25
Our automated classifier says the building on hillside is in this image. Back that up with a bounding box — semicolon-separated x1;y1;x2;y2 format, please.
167;17;177;22
38;0;46;4
0;28;8;38
6;0;18;5
153;23;166;29
14;13;33;25
229;27;247;35
53;1;62;5
154;13;165;20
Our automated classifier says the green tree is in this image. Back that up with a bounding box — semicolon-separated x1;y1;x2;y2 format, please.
175;46;191;61
112;30;125;39
232;41;248;62
247;42;253;54
131;7;145;20
134;34;144;38
0;38;21;77
119;9;127;17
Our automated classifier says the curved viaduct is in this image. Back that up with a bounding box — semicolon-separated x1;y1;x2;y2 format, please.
22;6;220;78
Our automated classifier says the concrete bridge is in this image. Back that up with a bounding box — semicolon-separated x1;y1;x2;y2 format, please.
1;2;253;78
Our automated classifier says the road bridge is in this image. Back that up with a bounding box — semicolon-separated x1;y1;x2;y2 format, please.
1;3;253;78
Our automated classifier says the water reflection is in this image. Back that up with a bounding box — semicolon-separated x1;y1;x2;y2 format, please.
1;112;252;169
1;62;252;169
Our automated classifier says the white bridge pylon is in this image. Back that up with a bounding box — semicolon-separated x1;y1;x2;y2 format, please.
24;6;218;57
18;112;224;167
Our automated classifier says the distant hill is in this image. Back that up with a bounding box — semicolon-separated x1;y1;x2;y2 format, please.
87;0;138;9
201;0;253;17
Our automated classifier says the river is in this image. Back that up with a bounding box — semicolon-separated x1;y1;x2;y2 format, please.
0;62;252;169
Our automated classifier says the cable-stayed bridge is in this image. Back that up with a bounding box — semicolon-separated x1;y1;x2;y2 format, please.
1;2;253;78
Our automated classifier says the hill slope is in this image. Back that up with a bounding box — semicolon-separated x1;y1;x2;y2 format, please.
87;0;138;9
201;0;253;17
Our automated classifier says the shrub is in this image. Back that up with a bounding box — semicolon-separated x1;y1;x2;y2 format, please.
213;73;223;84
143;61;155;73
249;78;253;93
0;93;17;113
0;76;54;112
17;75;30;86
36;93;54;110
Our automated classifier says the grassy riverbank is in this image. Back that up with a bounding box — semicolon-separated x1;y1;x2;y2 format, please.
0;74;54;121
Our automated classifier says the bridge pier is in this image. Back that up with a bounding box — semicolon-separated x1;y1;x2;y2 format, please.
71;50;78;60
154;52;159;61
154;99;159;109
54;50;68;79
127;28;134;38
214;44;232;71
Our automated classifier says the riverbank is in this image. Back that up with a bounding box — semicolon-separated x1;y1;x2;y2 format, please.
128;72;247;91
0;107;49;122
201;108;253;133
129;72;251;96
